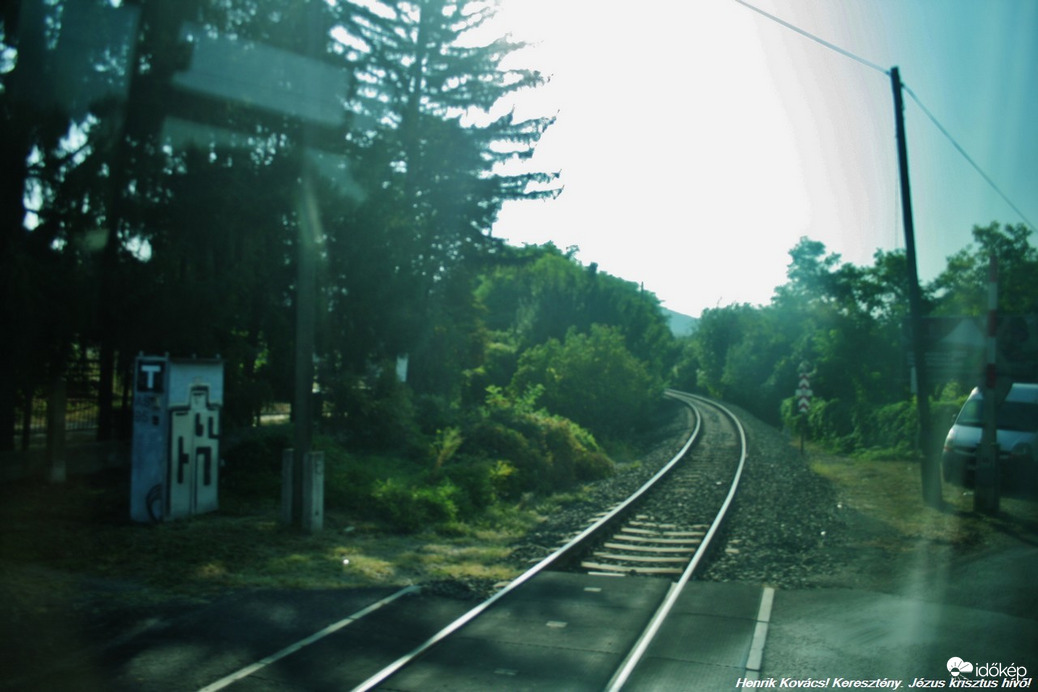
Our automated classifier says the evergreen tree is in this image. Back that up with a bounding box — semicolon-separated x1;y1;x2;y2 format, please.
336;0;559;396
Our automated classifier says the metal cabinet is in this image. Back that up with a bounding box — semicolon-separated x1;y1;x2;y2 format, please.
131;355;223;522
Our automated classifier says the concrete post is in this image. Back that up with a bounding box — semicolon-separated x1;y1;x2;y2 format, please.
281;448;294;526
302;451;324;533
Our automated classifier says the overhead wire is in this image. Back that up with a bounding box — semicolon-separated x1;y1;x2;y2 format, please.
902;84;1036;233
730;0;889;76
732;0;1035;234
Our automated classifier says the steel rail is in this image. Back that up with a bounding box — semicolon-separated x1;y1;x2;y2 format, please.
605;391;748;691
349;391;702;692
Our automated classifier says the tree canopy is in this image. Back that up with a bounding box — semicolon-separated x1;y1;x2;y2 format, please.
2;1;1032;472
0;0;561;445
688;222;1036;453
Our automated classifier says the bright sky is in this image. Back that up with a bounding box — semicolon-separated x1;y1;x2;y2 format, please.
488;0;1038;318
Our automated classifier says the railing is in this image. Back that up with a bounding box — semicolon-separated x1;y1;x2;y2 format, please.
13;358;105;449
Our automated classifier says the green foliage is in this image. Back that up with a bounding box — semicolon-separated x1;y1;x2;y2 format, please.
452;386;615;500
867;401;919;456
474;244;678;379
321;447;390;512
323;365;424;454
320;439;471;530
511;325;664;441
460;419;550;496
781;386;971;459
932;223;1038;317
432;426;465;470
670;339;700;392
220;426;292;501
371;478;460;533
435;460;499;516
694;231;1019;458
0;0;559;450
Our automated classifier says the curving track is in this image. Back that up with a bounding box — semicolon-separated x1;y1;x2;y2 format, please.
343;390;749;691
581;391;745;577
186;390;754;691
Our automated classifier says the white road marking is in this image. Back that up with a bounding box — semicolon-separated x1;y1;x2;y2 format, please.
197;585;419;692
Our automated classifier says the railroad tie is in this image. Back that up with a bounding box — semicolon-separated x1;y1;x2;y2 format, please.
580;561;682;575
592;552;688;563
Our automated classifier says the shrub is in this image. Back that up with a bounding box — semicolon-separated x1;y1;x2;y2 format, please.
439;459;497;515
373;479;458;535
453;389;615;499
432;426;465;470
220;426;291;501
543;417;612;485
322;446;380;511
371;478;459;532
413;393;455;436
323;366;423;454
511;325;662;441
575;448;614;482
866;400;917;455
461;419;550;497
781;389;970;458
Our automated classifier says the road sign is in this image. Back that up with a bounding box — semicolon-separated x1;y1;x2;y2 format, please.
796;362;813;414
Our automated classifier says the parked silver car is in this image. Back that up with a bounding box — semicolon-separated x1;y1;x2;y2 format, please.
942;383;1038;496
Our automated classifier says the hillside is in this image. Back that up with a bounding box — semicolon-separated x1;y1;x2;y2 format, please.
662;308;699;337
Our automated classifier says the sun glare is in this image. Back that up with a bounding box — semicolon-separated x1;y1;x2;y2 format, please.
490;0;815;314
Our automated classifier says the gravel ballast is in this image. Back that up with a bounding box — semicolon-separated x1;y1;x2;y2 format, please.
507;398;843;588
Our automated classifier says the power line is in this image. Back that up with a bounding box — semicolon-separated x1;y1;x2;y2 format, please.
732;0;1035;235
902;84;1036;233
731;0;889;76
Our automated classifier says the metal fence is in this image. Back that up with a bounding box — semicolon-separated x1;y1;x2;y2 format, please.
9;358;298;451
14;357;102;448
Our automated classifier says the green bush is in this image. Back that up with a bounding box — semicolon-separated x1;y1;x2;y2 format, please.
543;422;577;488
454;389;615;499
511;325;662;441
781;388;971;458
220;426;291;501
542;417;612;485
461;419;550;496
866;400;917;455
439;459;497;515
413;393;455;436
323;366;424;453
322;446;380;511
371;478;459;532
575;447;614;482
797;397;857;452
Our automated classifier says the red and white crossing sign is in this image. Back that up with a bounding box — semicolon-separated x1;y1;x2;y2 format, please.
796;362;813;414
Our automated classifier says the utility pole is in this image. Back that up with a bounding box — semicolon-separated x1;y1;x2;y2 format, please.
292;171;318;530
974;256;1000;514
890;66;941;507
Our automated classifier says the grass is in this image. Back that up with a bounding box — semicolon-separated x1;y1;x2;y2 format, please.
8;430;1032;620
807;443;1038;553
0;412;663;614
0;468;541;614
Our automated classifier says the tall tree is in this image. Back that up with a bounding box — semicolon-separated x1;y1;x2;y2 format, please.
931;222;1038;317
1;0;145;447
331;0;559;395
1;0;561;447
475;243;677;381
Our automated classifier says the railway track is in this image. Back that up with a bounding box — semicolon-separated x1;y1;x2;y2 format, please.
580;392;743;577
187;391;751;690
345;389;749;691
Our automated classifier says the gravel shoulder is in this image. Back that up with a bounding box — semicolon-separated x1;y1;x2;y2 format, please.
707;401;1038;620
510;398;1038;618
